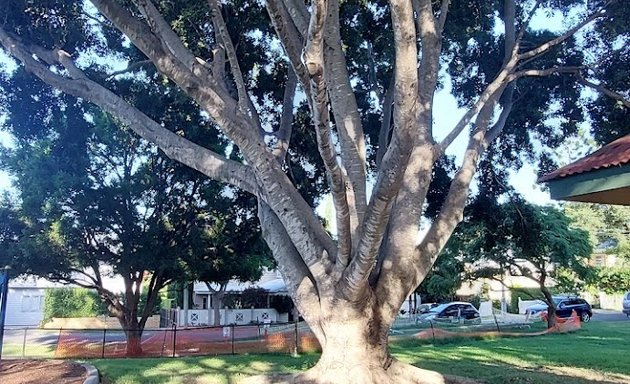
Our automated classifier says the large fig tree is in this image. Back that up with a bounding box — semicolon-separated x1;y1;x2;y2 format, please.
1;0;628;382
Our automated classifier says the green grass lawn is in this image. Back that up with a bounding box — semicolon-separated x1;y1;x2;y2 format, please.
91;321;630;384
2;343;56;358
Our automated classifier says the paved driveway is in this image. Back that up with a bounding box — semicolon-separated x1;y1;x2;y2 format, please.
591;308;629;322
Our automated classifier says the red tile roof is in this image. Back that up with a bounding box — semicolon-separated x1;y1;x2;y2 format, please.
538;134;630;182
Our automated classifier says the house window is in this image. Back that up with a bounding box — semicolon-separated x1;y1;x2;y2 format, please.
202;297;208;309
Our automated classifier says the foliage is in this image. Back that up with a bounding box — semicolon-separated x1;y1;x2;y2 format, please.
42;287;108;324
0;200;24;269
596;267;630;294
463;197;594;301
563;203;630;254
416;236;465;303
270;295;295;315
240;287;269;309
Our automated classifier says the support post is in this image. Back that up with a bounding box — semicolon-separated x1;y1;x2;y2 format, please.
172;324;177;358
0;267;10;360
293;317;299;356
22;328;27;358
101;329;106;358
183;284;189;327
231;324;235;355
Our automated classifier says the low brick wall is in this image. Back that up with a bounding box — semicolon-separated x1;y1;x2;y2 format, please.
42;315;160;329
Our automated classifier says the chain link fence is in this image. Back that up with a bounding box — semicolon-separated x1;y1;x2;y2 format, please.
1;322;320;359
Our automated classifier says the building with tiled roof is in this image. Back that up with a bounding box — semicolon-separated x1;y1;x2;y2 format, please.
538;134;630;205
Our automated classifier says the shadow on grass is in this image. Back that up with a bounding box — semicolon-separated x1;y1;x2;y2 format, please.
94;322;629;384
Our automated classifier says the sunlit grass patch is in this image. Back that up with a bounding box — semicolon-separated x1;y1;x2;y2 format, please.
93;321;630;384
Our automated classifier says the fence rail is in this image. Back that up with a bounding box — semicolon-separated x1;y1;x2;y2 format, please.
1;321;320;359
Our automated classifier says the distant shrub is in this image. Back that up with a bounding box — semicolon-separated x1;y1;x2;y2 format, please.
42;287;107;325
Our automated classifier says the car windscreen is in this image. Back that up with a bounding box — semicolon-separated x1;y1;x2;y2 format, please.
428;303;450;313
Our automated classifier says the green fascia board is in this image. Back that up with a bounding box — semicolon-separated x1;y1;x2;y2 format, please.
546;163;630;199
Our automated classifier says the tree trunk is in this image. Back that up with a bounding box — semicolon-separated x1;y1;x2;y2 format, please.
240;294;462;384
124;325;144;356
242;310;461;384
540;286;557;329
213;291;225;326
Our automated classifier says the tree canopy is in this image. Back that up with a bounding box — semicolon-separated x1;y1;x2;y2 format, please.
463;197;593;327
0;0;628;381
1;99;269;354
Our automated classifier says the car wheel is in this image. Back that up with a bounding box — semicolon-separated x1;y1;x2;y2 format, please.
580;312;591;322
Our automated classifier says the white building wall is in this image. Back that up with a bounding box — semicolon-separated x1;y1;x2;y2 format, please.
5;287;47;327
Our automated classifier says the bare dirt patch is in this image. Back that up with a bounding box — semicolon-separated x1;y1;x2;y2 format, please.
0;359;87;384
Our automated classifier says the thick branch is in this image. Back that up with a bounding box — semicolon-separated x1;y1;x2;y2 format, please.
437;0;450;34
324;0;368;234
208;0;262;128
272;71;298;161
107;60;153;79
376;92;502;322
0;27;259;195
282;0;309;36
518;9;608;61
302;0;327;77
378;0;441;280
339;0;419;301
132;0;197;70
577;74;630;108
265;0;311;99
258;201;324;341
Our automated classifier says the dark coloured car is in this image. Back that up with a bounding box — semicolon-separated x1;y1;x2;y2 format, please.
525;296;593;322
416;302;481;324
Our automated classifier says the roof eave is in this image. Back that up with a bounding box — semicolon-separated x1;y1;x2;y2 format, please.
544;163;630;205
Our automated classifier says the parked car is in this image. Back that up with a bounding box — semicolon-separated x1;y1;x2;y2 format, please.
525;296;592;322
623;291;630;317
416;302;481;324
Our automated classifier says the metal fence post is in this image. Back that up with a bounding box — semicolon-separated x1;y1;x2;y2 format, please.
294;319;299;355
55;328;62;358
430;321;435;344
492;311;501;333
22;328;27;358
231;324;235;355
101;329;106;358
172;324;177;358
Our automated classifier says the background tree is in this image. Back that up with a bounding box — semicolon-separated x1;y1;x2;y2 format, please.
415;235;465;304
0;199;24;269
464;198;593;327
187;203;273;325
564;203;630;295
0;0;628;381
0;102;256;355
